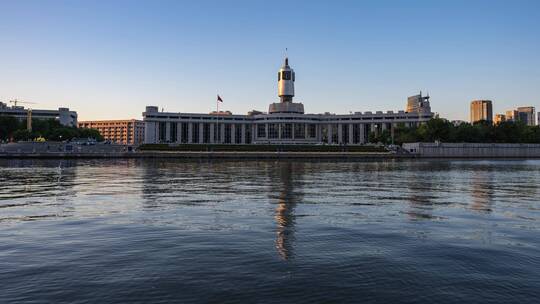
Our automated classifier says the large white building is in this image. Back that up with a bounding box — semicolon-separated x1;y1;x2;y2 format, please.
143;57;433;145
0;102;77;127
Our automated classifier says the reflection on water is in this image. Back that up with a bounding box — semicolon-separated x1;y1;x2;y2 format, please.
1;159;540;303
470;170;495;213
272;162;302;260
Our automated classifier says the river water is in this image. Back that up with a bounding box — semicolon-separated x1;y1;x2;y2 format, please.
1;159;539;303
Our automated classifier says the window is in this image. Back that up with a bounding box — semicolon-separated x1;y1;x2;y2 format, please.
332;124;338;144
294;124;305;139
342;124;349;144
181;123;189;143
308;124;317;138
282;71;291;80
268;123;279;139
159;122;166;142
203;123;210;143
281;123;292;139
224;124;231;143
192;123;199;143
257;124;266;138
353;124;360;144
170;122;177;142
244;125;252;144
321;125;328;142
235;124;242;144
214;123;221;142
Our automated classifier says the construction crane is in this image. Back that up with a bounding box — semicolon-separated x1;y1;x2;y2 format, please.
9;99;36;107
9;99;38;131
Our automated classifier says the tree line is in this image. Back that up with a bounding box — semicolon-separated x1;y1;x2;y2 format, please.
370;118;540;144
0;116;103;142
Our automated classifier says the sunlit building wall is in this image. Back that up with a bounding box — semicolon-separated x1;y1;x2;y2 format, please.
494;114;506;125
517;106;536;126
78;119;145;145
470;100;493;124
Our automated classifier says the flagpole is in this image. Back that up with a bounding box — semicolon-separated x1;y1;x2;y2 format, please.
214;97;216;144
216;95;220;144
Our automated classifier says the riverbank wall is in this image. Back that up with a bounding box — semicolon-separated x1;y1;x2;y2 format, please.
403;143;540;158
0;151;404;160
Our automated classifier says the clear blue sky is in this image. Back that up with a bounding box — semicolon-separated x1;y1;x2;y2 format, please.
1;0;539;121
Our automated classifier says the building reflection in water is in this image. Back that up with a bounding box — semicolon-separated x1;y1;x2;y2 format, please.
404;163;437;221
469;170;495;213
270;161;304;260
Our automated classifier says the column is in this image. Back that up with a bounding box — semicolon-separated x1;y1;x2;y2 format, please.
348;124;354;144
231;124;236;144
359;124;365;144
305;123;309;139
209;123;215;143
278;123;282;139
241;124;246;144
338;124;343;144
327;124;332;144
188;123;193;143
199;123;204;143
265;123;269;139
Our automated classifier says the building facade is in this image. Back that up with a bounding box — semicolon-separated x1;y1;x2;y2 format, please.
0;102;77;127
516;106;536;126
143;58;434;145
470;100;493;124
406;93;431;114
78;119;145;145
494;114;506;125
505;110;518;122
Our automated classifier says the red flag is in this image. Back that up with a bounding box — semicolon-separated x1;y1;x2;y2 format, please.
217;95;223;102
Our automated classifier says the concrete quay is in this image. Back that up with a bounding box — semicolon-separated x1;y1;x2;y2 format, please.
0;150;405;160
403;143;540;158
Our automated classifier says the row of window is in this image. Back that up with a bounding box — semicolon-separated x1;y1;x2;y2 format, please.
157;122;253;144
258;123;317;139
156;121;420;143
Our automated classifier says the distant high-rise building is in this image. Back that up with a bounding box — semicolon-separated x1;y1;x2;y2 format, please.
406;93;431;114
517;106;536;126
505;110;519;122
470;100;493;124
494;114;506;125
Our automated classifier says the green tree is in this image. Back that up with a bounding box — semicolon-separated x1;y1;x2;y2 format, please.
0;115;22;140
12;129;32;141
77;128;104;141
